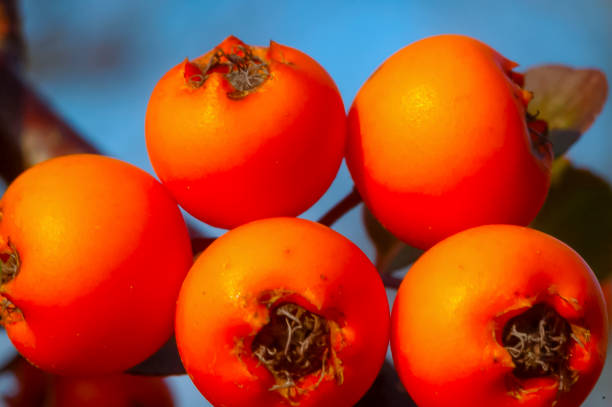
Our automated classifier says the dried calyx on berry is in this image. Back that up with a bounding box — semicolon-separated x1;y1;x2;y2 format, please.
183;39;270;99
506;69;552;160
0;243;20;284
526;110;552;160
502;303;583;396
251;303;343;403
0;221;23;325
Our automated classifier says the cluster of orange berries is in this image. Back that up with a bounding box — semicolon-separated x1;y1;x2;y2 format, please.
0;34;607;407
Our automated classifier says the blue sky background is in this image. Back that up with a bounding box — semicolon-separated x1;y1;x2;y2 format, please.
0;1;610;405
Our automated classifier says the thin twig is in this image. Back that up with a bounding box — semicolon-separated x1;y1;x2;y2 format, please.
0;0;27;182
380;274;402;290
318;187;362;227
0;0;26;68
0;1;99;183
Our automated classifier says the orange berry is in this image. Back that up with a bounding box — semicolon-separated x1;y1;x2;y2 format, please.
0;154;192;375
391;225;608;407
146;36;346;229
347;34;552;249
176;217;389;407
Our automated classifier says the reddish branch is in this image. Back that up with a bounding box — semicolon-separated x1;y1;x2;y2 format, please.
0;0;99;184
380;274;402;290
0;0;25;68
318;187;362;227
0;66;99;173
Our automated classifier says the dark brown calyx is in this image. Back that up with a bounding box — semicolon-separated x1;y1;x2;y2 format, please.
222;45;270;99
526;110;552;160
184;44;270;99
0;211;23;326
252;303;339;402
0;296;23;325
183;59;206;88
0;237;23;326
0;242;20;284
502;303;575;392
505;69;552;160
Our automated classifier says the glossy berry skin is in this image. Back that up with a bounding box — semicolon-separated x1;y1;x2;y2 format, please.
346;34;552;249
391;225;608;407
0;154;193;375
145;36;346;229
175;217;390;407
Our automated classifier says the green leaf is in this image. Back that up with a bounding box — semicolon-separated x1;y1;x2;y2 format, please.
362;207;423;274
531;158;612;280
524;65;608;157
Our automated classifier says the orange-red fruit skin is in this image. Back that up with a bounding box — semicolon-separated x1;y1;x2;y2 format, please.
0;154;193;375
391;225;608;407
175;217;390;407
346;34;552;249
145;36;346;229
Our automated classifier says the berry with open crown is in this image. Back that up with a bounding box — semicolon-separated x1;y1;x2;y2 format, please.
175;217;390;407
391;224;608;407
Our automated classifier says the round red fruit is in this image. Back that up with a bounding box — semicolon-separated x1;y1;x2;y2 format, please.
176;217;390;407
145;36;346;229
347;34;552;249
0;154;193;375
391;224;608;407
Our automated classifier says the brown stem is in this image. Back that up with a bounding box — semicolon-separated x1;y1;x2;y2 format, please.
318;188;402;289
380;274;402;290
318;187;362;227
0;64;99;183
0;0;27;181
0;1;99;184
0;0;26;68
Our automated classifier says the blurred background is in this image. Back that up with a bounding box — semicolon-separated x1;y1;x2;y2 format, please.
0;0;610;406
